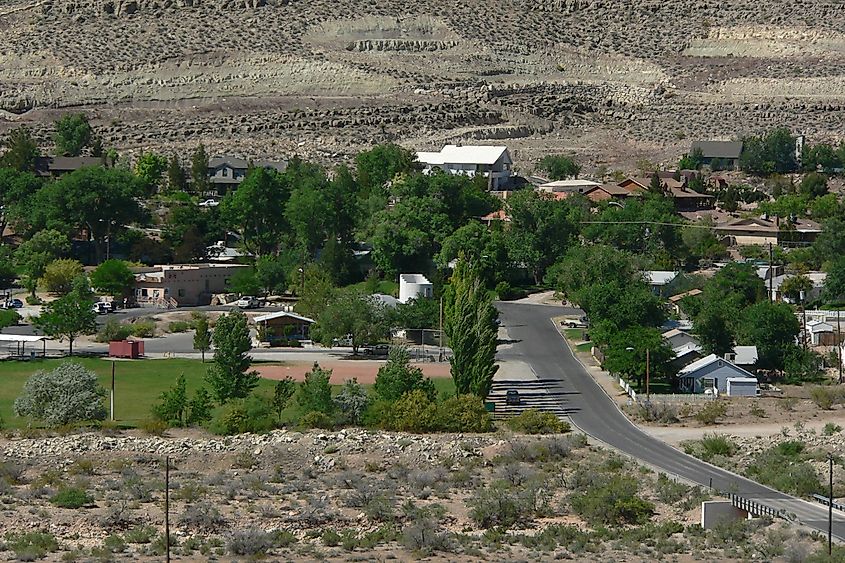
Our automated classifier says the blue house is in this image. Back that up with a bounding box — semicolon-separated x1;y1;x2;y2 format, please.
677;354;758;396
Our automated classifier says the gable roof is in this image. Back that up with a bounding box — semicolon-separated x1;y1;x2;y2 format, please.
690;141;744;160
417;145;510;166
732;346;758;365
253;311;315;324
538;179;601;192
209;156;249;169
644;271;678;286
678;353;755;378
35;156;105;175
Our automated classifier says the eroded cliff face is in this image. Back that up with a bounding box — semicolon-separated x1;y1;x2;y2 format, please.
2;0;845;167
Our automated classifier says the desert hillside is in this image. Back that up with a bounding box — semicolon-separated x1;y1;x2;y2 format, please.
2;0;845;168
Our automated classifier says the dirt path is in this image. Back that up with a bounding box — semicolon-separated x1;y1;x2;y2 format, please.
643;417;845;446
255;360;450;384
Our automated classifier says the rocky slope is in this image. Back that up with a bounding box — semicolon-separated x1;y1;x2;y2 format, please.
2;0;845;168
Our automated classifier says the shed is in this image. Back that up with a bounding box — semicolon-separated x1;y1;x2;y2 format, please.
0;334;47;358
726;377;759;397
677;353;757;394
254;311;315;341
806;320;836;346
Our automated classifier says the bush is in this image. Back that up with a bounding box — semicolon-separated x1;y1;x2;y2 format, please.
178;503;226;531
227;529;275;556
696;433;737;461
130;319;156;338
746;444;822;496
402;517;452;554
297;364;335;415
810;386;842;410
40;258;83;295
635;402;679;423
694;400;727;425
14;362;107;427
570;476;654;526
469;481;545;529
168;321;191;333
334;379;370;425
51;487;93;509
437;395;494;433
298;411;335;430
823;422;842;436
139;418;168;436
3;532;59;560
373;347;436;403
383;390;439;432
208;395;274;435
94;318;132;342
505;409;570;434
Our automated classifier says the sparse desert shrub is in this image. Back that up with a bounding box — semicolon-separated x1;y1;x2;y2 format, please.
139;418;168;436
0;461;26;485
694;400;727;425
178;503;226;532
103;534;127;553
227;529;275;556
402;517;452;554
123;525;157;544
695;433;738;461
322;529;342;547
750;402;766;418
635;402;679;423
50;487;93;509
746;444;821;497
496;462;537;487
233;450;257;470
172;482;207;502
468;481;546;529
436;394;493;433
3;532;59;560
780;397;799;412
363;494;395;523
505;409;570;434
407;467;448;497
14;362;107;427
810;386;842;410
504;436;583;463
823;422;842;436
570;475;654;526
654;474;689;504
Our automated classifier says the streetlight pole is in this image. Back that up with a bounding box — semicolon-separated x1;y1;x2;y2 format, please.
438;296;444;362
646;348;650;403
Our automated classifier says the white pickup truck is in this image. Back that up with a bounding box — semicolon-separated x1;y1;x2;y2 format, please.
562;316;589;328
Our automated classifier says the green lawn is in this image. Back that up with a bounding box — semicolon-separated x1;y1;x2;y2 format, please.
0;358;456;428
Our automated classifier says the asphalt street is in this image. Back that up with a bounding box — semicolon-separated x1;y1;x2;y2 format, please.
497;301;845;539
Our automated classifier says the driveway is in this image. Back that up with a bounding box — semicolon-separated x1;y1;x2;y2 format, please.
497;301;845;539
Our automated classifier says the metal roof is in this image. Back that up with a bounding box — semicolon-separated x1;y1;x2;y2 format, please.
253;311;315;324
417;145;510;166
0;334;46;342
690;141;744;159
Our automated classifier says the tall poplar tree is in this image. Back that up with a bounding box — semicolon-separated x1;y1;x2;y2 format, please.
444;256;499;398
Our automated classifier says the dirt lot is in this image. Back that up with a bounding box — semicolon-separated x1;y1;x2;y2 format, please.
255;361;450;385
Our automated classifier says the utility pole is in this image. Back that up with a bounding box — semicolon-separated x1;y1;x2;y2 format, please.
438;296;444;362
645;348;650;403
801;290;808;351
165;456;171;563
768;242;774;303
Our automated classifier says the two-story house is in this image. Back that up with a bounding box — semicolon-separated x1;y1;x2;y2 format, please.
207;156;288;194
416;145;513;190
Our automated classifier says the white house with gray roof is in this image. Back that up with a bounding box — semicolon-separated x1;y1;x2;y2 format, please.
416;145;513;190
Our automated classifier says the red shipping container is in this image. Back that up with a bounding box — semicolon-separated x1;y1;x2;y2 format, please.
109;340;144;359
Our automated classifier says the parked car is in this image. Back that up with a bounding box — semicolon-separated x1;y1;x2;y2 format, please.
3;298;23;309
363;344;390;357
332;335;353;347
234;296;260;309
198;199;220;207
92;302;110;315
505;389;521;406
562;316;589;328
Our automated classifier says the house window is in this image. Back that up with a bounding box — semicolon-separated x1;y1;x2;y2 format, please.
222;168;228;177
703;377;716;390
178;289;185;297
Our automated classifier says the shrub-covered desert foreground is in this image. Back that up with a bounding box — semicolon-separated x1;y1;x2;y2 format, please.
0;428;838;562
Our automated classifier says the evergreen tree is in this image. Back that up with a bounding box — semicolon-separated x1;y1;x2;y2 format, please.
0;126;40;171
297;362;335;415
187;387;213;425
151;373;188;425
205;310;257;402
167;154;187;191
444;256;499;398
191;144;209;194
272;377;296;422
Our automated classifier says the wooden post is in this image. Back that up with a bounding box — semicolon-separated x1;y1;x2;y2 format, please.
838;309;842;385
645;348;650;403
438;297;444;362
768;242;774;302
165;456;171;563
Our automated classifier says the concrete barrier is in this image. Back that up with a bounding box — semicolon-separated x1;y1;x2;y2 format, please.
701;500;748;529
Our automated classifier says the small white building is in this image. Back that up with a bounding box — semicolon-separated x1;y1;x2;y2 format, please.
644;271;678;294
399;274;433;304
416;145;513;190
806;320;835;346
537;179;601;194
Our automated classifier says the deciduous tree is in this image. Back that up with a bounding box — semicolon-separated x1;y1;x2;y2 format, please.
33;276;97;355
192;312;211;363
15;229;70;298
54;113;92;156
0;126;40;171
90;259;135;299
205;310;258;402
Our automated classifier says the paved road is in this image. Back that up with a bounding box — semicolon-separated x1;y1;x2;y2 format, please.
497;301;845;539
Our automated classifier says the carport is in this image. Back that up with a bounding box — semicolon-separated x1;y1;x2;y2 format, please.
0;334;47;358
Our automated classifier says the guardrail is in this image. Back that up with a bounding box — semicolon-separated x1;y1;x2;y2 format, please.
729;493;785;519
619;377;638;402
813;494;845;512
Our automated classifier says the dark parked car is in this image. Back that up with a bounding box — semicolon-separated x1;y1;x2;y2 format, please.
363;344;390;357
5;298;23;309
505;389;521;406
